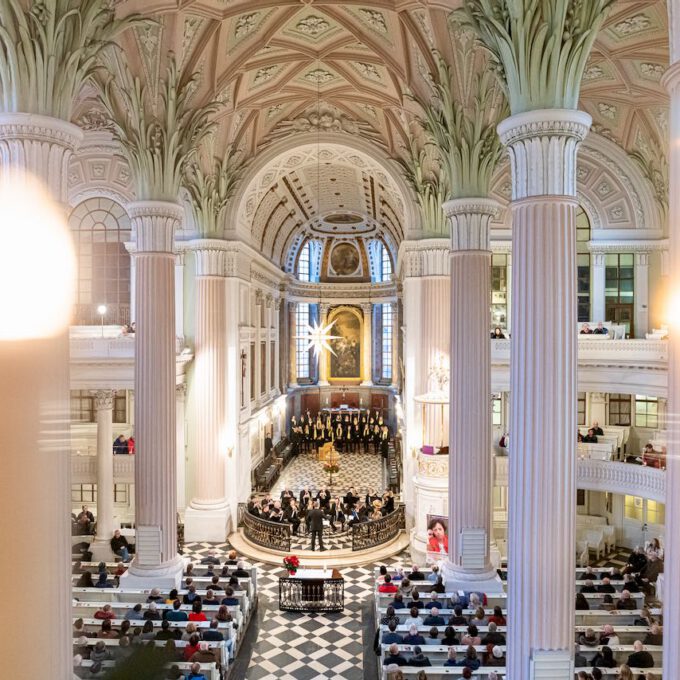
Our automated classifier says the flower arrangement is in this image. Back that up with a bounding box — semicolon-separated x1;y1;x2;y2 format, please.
323;463;340;474
283;554;300;575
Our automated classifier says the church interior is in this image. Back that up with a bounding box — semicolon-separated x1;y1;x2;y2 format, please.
1;0;680;679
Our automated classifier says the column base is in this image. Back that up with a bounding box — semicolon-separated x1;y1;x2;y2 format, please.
89;538;116;563
121;553;184;590
441;561;505;593
530;650;573;679
183;502;231;542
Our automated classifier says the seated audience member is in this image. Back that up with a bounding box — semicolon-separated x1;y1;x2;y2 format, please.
377;565;388;583
155;620;175;641
202;619;224;643
575;593;590;610
144;602;162;621
591;419;605;434
183;585;199;605
469;606;488;627
98;619;119;639
408;591;425;609
580;579;597;594
622;573;640;593
647;537;664;559
487;645;505;666
461;670;474;680
576;673;590;680
378;574;398;593
402;624;426;646
110;529;130;562
202;589;221;607
140;620;155;640
90;640;110;663
423;607;445;627
591;669;603;680
460;646;480;670
582;428;598;443
232;561;250;578
201;550;220;565
165;589;179;605
191;641;218;665
116;635;133;661
381;620;403;645
94;572;113;589
183;633;201;661
599;624;620;646
580;323;593;335
380;605;399;627
599;594;616;611
441;626;458;646
626;640;654;668
597;577;616;594
461;624;481;646
623;546;648;575
425;627;440;646
392;567;405;582
448;605;467;626
403;607;424;628
220;587;239;607
125;603;144;621
408;564;426;581
407;645;431;667
427;565;440;584
76;571;95;588
430;575;446;594
643;622;663;645
491;327;505;339
639;553;664;592
488;605;506;626
425;592;444;610
591;645;617;669
615;590;636;610
593;322;608;335
443;647;459;667
383;643;408;666
72;619;88;639
617;665;634;680
147;587;163;604
185;662;208;680
209;575;224;592
578;628;598;647
398;578;413;598
76;505;95;534
481;622;506;646
94;604;115;620
189;602;207;622
391;593;406;610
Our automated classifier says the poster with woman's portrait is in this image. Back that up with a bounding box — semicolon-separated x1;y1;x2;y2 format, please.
330;309;361;379
426;514;449;558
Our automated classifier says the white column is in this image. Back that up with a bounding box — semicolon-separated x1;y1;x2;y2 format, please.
661;57;680;679
506;253;513;335
443;198;503;592
265;294;273;394
274;298;281;393
391;302;399;387
634;251;650;338
175;252;185;342
0;112;82;679
361;302;373;385
254;290;263;404
184;244;229;542
591;251;606;324
129;247;137;322
288;302;298;388
90;390;116;561
498;109;591;679
123;201;184;589
176;384;187;513
319;303;330;385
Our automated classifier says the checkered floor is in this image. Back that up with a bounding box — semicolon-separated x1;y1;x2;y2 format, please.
183;541;410;680
272;451;386;499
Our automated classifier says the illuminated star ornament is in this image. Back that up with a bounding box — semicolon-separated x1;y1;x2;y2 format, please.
296;320;341;358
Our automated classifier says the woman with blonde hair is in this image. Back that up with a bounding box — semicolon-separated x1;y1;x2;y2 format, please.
617;665;634;680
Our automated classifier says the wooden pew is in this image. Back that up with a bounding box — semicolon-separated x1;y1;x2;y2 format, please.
76;659;220;680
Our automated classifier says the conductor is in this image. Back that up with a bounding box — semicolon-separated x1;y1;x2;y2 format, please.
307;501;326;552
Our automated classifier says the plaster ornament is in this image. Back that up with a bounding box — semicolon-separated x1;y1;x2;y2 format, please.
598;102;617;120
358;8;388;34
612;14;653;37
304;68;335;84
353;62;381;81
295;15;331;37
235;12;260;38
583;64;605;81
254;66;279;85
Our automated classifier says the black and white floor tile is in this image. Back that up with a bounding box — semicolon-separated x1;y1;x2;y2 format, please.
183;541;409;680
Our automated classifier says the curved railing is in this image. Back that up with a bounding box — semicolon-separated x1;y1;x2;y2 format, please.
351;505;405;552
242;511;291;552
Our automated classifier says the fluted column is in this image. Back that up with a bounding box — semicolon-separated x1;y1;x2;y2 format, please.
319;303;330;385
176;384;187;512
288;302;298;388
124;201;184;587
498;109;591;679
90;390;116;561
184;242;229;542
661;59;680;679
361;302;373;385
0;113;82;680
443;198;503;592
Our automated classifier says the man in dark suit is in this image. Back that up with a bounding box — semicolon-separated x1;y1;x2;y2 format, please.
626;640;654;668
307;501;326;551
285;499;301;535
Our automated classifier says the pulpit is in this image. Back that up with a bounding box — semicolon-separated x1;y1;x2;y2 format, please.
279;568;345;613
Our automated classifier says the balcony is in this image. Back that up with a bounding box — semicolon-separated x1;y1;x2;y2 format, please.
71;454;135;484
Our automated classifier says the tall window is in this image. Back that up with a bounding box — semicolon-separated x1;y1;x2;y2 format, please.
69;198;131;325
605;253;635;335
635;395;658;429
370;240;393;282
577;208;591;322
71;390;94;423
491;253;508;329
577;392;586;426
296;303;311;380
608;393;632;426
381;304;393;381
297;241;311;281
492;394;503;426
380;243;393;282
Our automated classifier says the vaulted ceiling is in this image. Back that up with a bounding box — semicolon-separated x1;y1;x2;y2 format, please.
74;0;671;259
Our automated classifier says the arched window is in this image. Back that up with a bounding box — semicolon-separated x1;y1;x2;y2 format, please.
369;239;393;283
577;207;591;322
69;198;131;325
296;240;321;282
